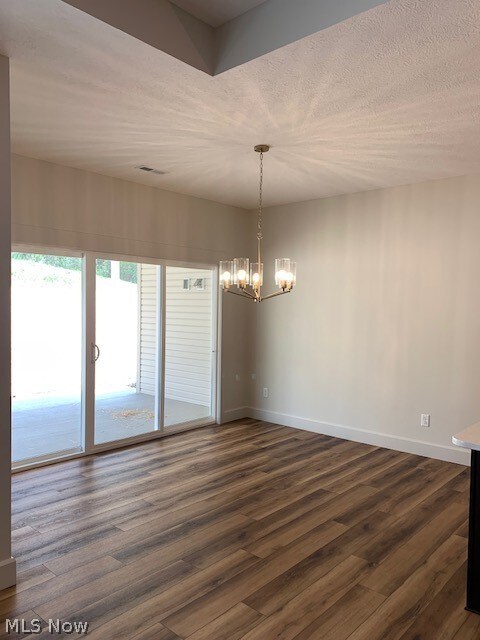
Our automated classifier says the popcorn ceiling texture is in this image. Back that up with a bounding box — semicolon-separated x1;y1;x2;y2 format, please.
0;0;479;208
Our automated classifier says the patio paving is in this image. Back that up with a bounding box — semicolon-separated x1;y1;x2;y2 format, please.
12;391;212;464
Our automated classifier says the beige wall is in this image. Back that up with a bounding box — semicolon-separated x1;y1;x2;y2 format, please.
249;175;480;464
11;154;252;420
0;56;15;590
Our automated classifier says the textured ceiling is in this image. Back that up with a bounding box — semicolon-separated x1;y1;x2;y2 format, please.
0;0;480;209
170;0;268;27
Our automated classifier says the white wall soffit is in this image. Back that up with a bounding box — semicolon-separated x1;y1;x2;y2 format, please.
214;0;390;74
61;0;390;75
61;0;215;74
171;1;269;29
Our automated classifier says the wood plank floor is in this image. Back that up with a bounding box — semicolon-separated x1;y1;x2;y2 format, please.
0;419;477;639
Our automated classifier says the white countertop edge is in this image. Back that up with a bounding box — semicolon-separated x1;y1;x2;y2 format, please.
452;423;480;451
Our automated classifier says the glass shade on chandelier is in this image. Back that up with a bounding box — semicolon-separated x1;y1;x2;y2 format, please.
250;262;263;292
233;257;250;288
275;258;296;291
220;256;295;295
219;144;296;303
219;260;234;289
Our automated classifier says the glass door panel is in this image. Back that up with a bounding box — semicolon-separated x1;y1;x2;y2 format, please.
94;259;159;444
164;266;214;428
11;252;83;464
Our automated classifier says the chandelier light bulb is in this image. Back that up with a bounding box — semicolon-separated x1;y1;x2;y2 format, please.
237;269;247;281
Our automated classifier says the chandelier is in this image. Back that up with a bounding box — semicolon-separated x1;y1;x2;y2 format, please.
219;145;296;302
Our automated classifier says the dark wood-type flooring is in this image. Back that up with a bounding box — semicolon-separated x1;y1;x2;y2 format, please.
0;419;477;639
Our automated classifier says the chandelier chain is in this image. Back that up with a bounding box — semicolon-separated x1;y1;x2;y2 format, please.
257;151;263;241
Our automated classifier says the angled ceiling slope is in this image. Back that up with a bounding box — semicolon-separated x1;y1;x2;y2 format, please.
170;0;269;28
61;0;389;75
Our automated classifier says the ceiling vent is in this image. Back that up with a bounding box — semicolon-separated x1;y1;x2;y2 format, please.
136;165;166;176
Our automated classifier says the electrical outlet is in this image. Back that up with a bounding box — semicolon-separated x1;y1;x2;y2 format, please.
235;373;240;382
421;414;430;428
263;387;269;398
251;373;257;380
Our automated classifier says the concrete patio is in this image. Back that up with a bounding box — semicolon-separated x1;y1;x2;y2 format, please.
12;390;212;463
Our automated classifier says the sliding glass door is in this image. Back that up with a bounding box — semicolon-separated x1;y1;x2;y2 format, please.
11;249;217;467
94;259;160;445
11;251;83;464
164;266;215;428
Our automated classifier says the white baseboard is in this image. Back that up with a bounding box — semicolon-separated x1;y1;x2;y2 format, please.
248;407;470;466
221;406;250;423
0;557;16;591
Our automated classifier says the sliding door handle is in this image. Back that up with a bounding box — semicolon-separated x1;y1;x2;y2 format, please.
91;343;100;363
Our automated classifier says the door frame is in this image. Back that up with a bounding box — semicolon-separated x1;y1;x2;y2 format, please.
11;245;220;471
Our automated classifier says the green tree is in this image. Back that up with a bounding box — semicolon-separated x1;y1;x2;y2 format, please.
12;253;82;271
95;259;111;278
120;261;138;284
